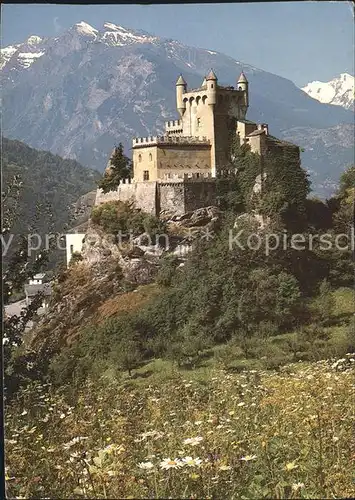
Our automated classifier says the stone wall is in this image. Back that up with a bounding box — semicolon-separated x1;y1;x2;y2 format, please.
95;181;157;215
95;178;218;217
159;182;185;215
184;180;217;213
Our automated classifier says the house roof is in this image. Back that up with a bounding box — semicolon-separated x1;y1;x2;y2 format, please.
247;129;266;137
238;119;258;125
32;273;46;280
267;135;299;148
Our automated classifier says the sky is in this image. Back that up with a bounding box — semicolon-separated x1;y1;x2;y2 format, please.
1;2;354;86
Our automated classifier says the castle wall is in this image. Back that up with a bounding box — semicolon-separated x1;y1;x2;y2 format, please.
247;134;268;156
156;145;211;180
95;181;157;215
133;145;158;182
181;94;214;140
159;182;185;215
95;178;218;217
184;180;217;213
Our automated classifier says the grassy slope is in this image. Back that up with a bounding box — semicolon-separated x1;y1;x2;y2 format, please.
6;286;354;497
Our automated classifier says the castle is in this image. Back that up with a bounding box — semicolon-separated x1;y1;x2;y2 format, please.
95;70;300;216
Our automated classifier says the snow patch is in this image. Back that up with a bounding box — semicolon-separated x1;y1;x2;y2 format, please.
207;50;217;55
17;51;45;68
302;73;354;110
75;21;98;37
102;21;158;45
27;35;43;45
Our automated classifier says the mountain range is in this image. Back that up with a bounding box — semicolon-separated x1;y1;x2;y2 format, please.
1;21;354;198
302;73;354;111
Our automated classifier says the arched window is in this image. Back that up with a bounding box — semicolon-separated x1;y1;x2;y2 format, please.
196;96;201;106
149;153;152;161
138;154;142;162
202;95;207;104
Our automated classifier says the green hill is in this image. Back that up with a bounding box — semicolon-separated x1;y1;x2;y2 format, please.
2;137;100;235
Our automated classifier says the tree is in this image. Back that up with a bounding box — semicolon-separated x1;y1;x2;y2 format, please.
114;340;142;377
98;143;132;193
313;279;335;326
2;175;55;398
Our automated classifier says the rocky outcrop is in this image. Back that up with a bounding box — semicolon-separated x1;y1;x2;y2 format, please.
81;205;223;276
26;204;224;359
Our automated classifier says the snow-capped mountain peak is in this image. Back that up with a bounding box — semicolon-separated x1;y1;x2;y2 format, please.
302;73;354;110
74;21;98;37
0;34;46;71
27;35;43;45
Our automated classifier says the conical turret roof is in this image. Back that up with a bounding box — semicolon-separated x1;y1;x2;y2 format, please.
206;69;217;81
176;74;187;85
238;71;248;83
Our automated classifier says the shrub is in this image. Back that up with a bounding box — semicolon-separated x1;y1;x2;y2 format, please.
91;200;166;240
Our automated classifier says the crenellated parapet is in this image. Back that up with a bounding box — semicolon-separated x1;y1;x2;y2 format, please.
159;172;213;182
132;135;211;147
165;119;182;130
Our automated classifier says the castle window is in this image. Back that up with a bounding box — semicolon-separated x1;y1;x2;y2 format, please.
70;245;74;255
143;170;149;181
211;84;214;89
138;154;142;162
149;153;152;161
197;117;201;127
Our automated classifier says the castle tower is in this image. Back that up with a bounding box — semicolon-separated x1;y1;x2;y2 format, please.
176;74;187;116
237;71;249;113
206;69;217;105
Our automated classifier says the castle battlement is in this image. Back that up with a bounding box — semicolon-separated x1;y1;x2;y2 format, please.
132;135;211;147
159;172;213;182
165;119;182;129
121;177;132;184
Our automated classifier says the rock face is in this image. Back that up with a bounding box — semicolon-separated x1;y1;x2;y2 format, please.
80;205;223;277
1;21;354;198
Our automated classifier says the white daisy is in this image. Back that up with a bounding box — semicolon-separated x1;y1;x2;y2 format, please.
183;436;204;446
160;458;183;470
181;456;202;467
138;461;154;470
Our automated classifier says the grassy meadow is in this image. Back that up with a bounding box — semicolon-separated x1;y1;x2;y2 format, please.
5;352;355;499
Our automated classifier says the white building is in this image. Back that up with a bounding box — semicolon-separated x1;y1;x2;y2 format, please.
66;233;86;267
28;272;46;285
